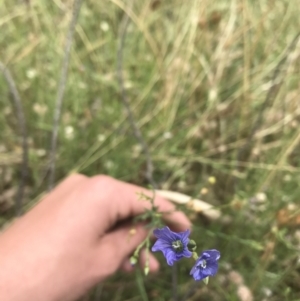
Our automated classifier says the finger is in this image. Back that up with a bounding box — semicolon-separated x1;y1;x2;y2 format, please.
121;249;160;273
78;175;191;233
37;174;88;206
24;173;89;219
94;223;148;278
50;173;88;199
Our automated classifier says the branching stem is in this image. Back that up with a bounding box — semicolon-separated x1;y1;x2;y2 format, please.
48;0;84;190
116;6;157;189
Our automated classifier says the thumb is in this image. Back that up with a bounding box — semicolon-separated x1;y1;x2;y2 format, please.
94;223;148;280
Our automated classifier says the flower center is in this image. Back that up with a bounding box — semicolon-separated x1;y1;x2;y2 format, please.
172;240;184;253
200;259;207;269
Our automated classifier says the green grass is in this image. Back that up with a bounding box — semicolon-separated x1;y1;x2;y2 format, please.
1;0;300;300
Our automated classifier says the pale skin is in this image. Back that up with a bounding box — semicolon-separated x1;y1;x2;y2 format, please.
0;174;191;301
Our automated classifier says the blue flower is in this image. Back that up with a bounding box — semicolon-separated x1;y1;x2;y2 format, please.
190;249;220;281
151;226;192;266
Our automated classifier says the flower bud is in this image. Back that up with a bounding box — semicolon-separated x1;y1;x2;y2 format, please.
192;252;198;260
188;239;197;251
130;256;138;266
203;277;209;285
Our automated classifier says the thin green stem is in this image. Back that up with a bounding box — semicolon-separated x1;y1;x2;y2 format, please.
172;262;178;301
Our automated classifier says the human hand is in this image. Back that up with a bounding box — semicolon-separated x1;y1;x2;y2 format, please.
0;174;191;301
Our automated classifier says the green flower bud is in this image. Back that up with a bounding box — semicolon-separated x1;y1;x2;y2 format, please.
192;251;198;260
188;239;197;251
203;277;209;285
130;256;138;266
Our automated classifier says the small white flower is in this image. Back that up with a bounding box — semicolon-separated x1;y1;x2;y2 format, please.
255;192;267;203
208;88;218;102
100;21;109;32
208;176;216;184
163;132;173;139
262;287;272;297
64;126;74;140
36;149;46;157
287;203;296;211
200;187;208;195
237;285;253;301
97;134;106;142
26;69;37;79
124;81;133;89
33;103;48;116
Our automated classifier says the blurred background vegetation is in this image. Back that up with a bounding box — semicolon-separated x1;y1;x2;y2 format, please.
1;0;300;300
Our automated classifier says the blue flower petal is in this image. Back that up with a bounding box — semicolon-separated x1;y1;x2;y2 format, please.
190;264;198;276
201;249;220;261
151;226;192;265
191;261;219;281
151;239;170;252
153;227;178;242
180;229;191;244
182;248;193;258
190;249;220;281
162;248;177;266
201;261;219;277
